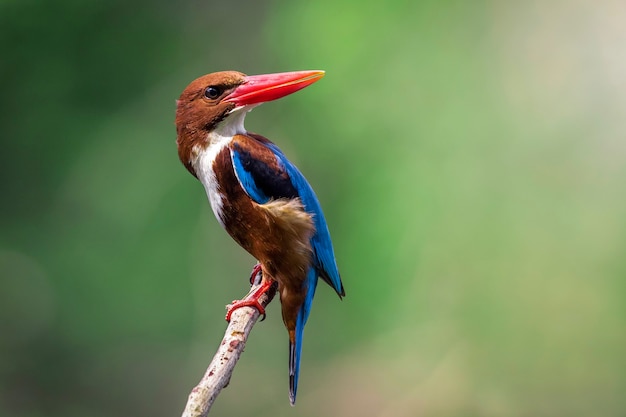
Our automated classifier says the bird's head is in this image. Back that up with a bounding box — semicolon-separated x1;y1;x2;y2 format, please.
175;70;325;176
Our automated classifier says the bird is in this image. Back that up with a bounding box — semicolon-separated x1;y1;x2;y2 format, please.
175;70;345;405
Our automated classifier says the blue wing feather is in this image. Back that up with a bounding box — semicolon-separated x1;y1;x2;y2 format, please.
231;141;344;296
264;142;344;296
231;148;271;203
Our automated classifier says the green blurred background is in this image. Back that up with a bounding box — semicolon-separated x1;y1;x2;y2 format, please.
2;0;625;416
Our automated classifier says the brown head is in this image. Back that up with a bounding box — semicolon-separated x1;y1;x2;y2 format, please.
175;70;325;177
175;71;245;176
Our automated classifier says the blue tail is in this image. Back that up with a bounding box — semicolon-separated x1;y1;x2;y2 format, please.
289;268;318;405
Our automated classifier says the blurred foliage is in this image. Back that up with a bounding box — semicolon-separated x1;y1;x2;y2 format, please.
1;0;626;416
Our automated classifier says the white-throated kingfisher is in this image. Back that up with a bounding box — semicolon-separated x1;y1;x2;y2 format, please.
175;70;345;405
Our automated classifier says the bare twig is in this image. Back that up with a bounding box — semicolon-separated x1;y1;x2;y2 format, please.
181;279;277;417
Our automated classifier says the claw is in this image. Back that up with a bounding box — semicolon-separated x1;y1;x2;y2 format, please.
225;278;274;322
249;263;262;285
225;298;266;322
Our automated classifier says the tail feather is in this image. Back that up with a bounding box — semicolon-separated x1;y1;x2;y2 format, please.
289;268;318;405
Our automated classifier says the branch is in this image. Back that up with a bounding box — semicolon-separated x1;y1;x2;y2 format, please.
181;278;278;417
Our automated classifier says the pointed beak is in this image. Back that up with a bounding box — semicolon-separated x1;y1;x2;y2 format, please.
224;70;325;107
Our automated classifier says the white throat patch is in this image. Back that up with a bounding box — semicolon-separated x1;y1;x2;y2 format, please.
193;107;252;227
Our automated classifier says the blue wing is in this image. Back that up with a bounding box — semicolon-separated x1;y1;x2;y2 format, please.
230;139;344;297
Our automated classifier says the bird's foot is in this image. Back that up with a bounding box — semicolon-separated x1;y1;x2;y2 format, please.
226;278;274;322
249;263;262;285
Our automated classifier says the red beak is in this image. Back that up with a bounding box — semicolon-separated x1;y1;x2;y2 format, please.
224;70;325;107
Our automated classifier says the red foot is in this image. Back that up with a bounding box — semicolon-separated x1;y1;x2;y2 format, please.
249;263;262;285
225;279;274;322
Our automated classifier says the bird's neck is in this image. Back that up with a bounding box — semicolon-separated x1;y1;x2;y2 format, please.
209;108;249;142
191;110;251;225
193;109;249;173
178;108;250;178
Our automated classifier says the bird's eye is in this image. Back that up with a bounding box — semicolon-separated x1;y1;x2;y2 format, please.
204;86;222;100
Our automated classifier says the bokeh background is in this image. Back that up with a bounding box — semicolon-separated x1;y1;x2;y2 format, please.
2;0;625;416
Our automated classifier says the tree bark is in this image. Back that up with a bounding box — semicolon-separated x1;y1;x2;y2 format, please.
181;279;277;417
